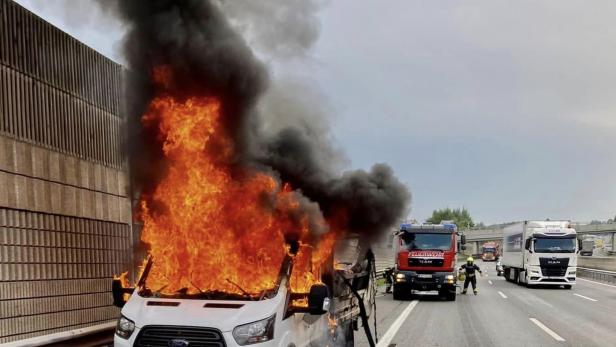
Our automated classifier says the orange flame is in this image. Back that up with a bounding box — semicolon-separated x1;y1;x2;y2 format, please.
127;67;338;295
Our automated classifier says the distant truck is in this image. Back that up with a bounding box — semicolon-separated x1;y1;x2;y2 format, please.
481;241;500;261
501;221;577;288
392;223;465;301
579;239;594;256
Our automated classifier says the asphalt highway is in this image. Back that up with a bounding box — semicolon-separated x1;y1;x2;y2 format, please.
356;260;616;347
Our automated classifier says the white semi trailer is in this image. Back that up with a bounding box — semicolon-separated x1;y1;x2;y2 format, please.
501;221;577;288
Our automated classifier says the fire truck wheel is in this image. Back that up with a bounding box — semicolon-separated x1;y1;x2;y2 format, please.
392;285;405;300
441;289;456;301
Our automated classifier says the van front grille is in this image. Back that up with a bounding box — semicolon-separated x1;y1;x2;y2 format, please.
135;326;226;347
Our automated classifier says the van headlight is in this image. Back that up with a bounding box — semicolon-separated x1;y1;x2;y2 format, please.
233;314;275;345
115;315;135;339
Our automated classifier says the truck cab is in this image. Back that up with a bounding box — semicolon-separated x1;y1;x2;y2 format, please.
579;239;594;256
502;221;577;288
392;223;460;301
481;242;500;261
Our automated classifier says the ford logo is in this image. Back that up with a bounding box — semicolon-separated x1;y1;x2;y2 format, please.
169;339;190;347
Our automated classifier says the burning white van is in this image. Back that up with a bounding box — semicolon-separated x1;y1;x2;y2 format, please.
112;238;376;347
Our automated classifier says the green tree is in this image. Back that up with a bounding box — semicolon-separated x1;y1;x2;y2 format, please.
426;207;475;229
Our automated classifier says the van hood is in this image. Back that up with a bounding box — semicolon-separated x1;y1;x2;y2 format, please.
121;290;284;332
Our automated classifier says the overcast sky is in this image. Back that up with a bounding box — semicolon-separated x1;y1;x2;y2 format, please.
16;0;616;225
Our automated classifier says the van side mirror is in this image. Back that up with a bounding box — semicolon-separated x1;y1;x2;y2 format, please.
308;284;330;315
112;279;134;308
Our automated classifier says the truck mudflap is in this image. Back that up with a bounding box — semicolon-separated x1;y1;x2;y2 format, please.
393;270;456;300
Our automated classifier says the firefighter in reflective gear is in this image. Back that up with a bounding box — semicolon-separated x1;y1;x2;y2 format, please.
460;257;482;295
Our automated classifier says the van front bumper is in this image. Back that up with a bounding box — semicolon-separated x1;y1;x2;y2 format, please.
113;329;283;347
113;327;140;347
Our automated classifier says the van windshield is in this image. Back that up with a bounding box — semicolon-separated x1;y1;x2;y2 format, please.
401;233;452;251
533;237;576;253
137;259;285;301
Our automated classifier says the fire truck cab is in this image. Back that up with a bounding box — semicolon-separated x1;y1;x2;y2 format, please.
392;223;463;301
481;241;500;261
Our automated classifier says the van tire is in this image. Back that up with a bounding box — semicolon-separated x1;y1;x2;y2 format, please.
343;322;354;347
564;285;572;289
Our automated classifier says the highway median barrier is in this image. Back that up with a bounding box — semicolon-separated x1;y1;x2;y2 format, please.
577;267;616;285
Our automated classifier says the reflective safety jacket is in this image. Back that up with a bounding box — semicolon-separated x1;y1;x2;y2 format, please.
460;264;482;277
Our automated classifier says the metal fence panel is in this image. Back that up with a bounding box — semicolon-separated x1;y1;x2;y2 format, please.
0;0;132;343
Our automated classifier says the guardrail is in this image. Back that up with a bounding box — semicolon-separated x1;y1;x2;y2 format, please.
577;267;616;285
376;266;616;287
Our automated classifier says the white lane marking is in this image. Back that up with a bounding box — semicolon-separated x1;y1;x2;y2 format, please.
497;291;507;299
376;300;419;347
488;280;493;285
529;318;566;342
573;293;597;302
578;277;616;289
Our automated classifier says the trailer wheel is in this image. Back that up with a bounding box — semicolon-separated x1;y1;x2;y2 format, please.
516;270;523;286
504;268;511;281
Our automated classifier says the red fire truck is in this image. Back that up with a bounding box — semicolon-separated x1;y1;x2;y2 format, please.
392;223;465;301
481;241;500;261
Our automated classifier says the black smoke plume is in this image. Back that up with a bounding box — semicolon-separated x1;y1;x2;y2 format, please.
107;0;411;243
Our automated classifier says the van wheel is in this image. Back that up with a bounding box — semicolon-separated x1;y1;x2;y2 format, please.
344;322;354;347
564;285;572;290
